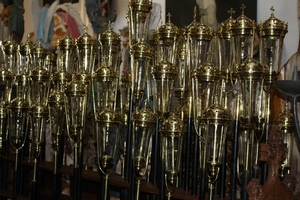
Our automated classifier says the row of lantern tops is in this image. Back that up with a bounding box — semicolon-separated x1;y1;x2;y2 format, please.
153;5;288;41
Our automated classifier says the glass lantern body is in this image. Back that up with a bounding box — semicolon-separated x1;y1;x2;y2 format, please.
205;123;228;167
260;37;282;76
152;77;174;117
9;103;28;149
219;38;234;73
76;44;96;74
29;70;50;106
29;107;48;150
132;124;155;171
161;134;184;176
96;122;120;170
131;56;151;107
187;39;211;72
65;92;87;144
127;0;152;45
56;36;76;73
155;37;180;65
48;93;65;147
0;63;13;104
234;35;254;66
174;40;188;102
92;70;118;112
192;79;216;134
239;78;265;127
1;37;17;74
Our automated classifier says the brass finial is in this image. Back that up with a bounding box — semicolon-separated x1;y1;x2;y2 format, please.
193;6;197;21
228;8;235;17
270;6;275;16
240;4;246;14
83;25;88;33
200;11;205;22
167;13;172;23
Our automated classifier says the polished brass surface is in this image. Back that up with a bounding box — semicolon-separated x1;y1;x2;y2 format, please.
259;6;288;39
231;4;256;36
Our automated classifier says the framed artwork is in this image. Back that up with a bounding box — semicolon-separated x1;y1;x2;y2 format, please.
166;0;257;28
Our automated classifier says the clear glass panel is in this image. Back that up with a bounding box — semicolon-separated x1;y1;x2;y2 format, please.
162;135;184;174
260;37;282;74
132;125;154;169
152;78;174;117
96;124;119;169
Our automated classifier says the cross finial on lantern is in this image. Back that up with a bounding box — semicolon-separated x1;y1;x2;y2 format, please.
240;4;246;14
270;6;275;16
193;6;197;22
228;8;235;17
167;13;172;23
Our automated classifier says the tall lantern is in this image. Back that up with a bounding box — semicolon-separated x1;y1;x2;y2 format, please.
64;79;88;200
191;56;221;199
259;6;288;84
160;112;185;199
151;13;180;117
28;48;51;199
237;58;268;199
132;105;156;200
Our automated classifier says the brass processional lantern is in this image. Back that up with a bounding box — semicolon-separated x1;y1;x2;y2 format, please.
131;104;156;200
160;112;185;200
93;24;122;200
277;102;294;177
200;101;231;200
0;36;14;199
64;29;95;200
48;34;73;199
28;41;51;200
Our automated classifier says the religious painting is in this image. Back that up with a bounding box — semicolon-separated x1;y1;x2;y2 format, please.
166;0;257;29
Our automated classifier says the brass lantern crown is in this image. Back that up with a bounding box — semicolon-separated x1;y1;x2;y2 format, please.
157;13;180;42
131;105;156;128
201;103;231;125
231;4;256;36
237;57;268;80
217;8;235;39
187;9;214;41
259;6;288;39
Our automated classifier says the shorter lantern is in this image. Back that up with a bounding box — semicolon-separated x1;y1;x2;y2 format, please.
160;112;185;199
277;102;294;176
132;104;156;200
95;107;120;200
200;103;231;200
119;71;131;178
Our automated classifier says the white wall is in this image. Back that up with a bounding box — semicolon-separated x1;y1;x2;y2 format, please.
257;0;299;68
